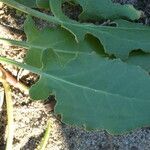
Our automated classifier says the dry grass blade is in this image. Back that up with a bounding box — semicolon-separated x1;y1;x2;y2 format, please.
0;69;14;150
0;65;29;94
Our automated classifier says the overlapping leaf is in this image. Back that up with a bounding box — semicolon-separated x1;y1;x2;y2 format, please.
70;0;141;20
26;49;150;134
49;0;150;59
1;37;150;134
23;16;150;133
1;17;150;72
23;16;104;67
16;0;141;21
24;17;150;72
3;0;150;59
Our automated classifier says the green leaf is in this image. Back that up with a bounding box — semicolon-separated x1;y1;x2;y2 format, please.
1;0;150;134
36;0;49;9
70;0;141;20
1;51;150;134
23;16;150;73
3;0;150;59
1;15;150;73
33;0;141;20
15;0;49;9
1;16;150;72
126;51;150;72
2;47;145;134
15;0;36;7
24;16;104;67
49;0;150;59
27;49;150;134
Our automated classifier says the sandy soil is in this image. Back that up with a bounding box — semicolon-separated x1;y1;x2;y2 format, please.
0;0;150;150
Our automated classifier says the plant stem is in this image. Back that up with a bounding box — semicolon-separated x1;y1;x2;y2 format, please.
0;71;14;150
0;0;61;24
38;120;52;150
0;56;41;77
0;37;29;49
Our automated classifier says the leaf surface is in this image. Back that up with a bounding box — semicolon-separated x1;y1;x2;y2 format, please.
24;17;150;72
126;52;150;72
36;0;49;9
15;0;36;7
24;16;104;67
49;0;150;59
3;0;150;59
70;0;141;20
2;16;150;72
28;49;150;134
1;51;150;134
33;0;141;20
1;16;150;72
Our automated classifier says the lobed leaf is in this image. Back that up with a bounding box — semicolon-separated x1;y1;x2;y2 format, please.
24;16;104;67
15;0;36;7
49;0;150;59
28;49;150;134
1;16;150;72
1;50;149;134
70;0;141;21
24;17;150;72
26;0;141;20
3;0;150;59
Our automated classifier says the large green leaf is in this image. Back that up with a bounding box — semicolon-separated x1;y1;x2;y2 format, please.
2;0;150;59
1;0;150;134
7;48;149;134
49;0;150;59
1;16;150;72
1;45;150;134
23;17;150;72
70;0;141;20
2;48;150;134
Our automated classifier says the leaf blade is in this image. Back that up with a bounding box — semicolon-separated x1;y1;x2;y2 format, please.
29;50;150;134
72;0;141;20
49;0;150;59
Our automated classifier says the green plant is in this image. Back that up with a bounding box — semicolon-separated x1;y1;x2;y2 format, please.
0;0;150;134
15;0;36;7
